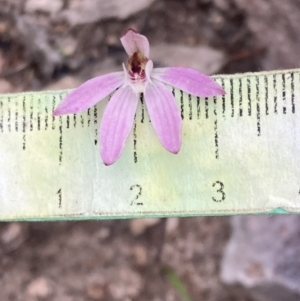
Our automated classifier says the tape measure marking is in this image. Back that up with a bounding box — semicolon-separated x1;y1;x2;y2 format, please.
1;71;299;138
1;69;300;221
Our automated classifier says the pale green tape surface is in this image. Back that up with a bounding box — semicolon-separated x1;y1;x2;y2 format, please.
1;69;300;221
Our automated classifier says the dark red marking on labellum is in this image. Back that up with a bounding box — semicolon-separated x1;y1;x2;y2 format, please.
127;51;148;83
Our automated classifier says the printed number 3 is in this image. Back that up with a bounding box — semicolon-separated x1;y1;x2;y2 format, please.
212;181;226;202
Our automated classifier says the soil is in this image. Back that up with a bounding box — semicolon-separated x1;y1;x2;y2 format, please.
1;218;254;301
0;0;295;300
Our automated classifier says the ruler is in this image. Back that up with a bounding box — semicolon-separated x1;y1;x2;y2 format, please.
1;69;300;221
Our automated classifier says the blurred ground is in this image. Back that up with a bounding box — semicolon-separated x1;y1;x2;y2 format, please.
0;0;262;91
0;0;298;300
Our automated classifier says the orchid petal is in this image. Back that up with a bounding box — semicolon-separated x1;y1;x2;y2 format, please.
144;80;182;154
120;29;150;58
151;67;225;97
53;72;124;115
100;85;138;166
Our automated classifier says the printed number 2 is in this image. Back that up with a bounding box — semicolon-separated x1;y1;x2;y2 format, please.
130;184;143;206
212;181;226;202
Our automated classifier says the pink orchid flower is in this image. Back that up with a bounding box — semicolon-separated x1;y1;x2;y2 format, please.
53;29;225;165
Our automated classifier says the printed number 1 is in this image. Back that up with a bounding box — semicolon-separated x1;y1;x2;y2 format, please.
212;181;226;202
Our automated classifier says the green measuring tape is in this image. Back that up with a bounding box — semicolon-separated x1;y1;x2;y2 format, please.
1;69;300;221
